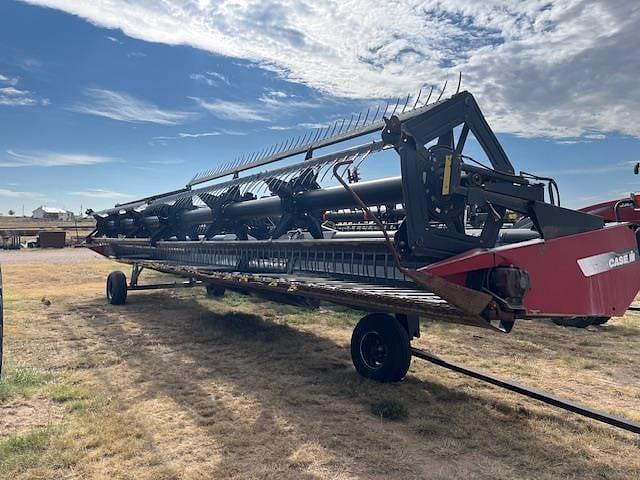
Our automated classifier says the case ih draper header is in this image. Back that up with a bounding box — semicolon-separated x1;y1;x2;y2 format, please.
84;88;640;433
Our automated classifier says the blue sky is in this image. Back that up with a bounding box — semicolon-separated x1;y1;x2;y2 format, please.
0;0;638;215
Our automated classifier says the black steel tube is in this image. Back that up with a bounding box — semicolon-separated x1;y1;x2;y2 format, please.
411;347;640;435
100;176;403;236
220;176;403;220
174;177;402;226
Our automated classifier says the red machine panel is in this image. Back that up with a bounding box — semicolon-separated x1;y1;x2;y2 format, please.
420;223;640;317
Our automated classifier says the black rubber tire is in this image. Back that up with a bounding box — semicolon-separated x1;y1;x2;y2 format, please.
206;284;225;297
350;313;411;382
552;316;610;328
106;271;127;305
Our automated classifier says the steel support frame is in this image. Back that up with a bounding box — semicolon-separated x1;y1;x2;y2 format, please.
127;262;201;291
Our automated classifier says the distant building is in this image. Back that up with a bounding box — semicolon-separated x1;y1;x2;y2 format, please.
32;206;75;221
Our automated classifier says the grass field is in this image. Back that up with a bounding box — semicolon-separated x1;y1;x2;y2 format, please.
0;249;639;479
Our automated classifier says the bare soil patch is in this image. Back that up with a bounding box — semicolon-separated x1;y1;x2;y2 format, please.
0;398;63;437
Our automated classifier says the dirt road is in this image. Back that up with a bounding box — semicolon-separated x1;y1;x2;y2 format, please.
1;249;639;479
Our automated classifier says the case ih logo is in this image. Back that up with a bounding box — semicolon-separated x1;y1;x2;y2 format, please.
608;250;636;268
578;248;639;277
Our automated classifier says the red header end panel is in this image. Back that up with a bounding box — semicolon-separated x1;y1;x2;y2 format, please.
420;223;640;317
579;199;640;223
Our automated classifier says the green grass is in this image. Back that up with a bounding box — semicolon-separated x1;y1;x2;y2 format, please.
0;368;49;404
0;427;53;473
370;399;408;421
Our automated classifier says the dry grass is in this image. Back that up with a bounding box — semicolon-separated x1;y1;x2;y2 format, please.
0;250;639;479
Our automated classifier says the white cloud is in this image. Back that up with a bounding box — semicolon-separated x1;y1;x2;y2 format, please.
267;121;329;131
1;149;115;167
0;187;40;197
584;133;607;140
190;71;228;86
189;97;268;121
0;88;38;106
259;89;317;109
106;35;122;44
67;188;131;198
0;74;18;86
149;159;184;165
21;1;640;138
150;129;247;145
72;88;194;125
0;76;46;107
180;132;219;138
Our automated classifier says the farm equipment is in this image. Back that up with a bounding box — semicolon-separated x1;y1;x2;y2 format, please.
85;89;640;433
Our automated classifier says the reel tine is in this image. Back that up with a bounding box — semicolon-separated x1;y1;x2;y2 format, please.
265;144;276;158
381;100;391;118
319;162;336;182
436;79;448;102
413;88;423;109
354;111;363;129
284;136;294;151
362;107;370;126
312;127;323;143
401;93;411;113
424;85;434;105
390;96;401;116
337;117;346;134
456;72;462;94
329;121;339;138
345;113;355;132
302;130;313;146
372;103;381;123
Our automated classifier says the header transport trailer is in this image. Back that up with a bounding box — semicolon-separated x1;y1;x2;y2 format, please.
84;89;640;433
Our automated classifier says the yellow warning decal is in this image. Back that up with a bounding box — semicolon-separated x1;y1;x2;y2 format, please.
442;155;452;195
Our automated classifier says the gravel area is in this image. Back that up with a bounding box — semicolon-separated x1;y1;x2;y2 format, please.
0;247;105;265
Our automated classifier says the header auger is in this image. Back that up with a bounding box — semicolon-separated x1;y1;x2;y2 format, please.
84;89;640;433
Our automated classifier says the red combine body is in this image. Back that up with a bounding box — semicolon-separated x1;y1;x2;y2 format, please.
580;197;640;223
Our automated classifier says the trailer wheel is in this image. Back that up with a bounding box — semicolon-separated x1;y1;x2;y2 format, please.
106;271;127;305
206;284;225;297
350;313;411;382
552;316;610;328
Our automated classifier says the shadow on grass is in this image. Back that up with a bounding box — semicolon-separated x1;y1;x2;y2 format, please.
74;290;635;479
